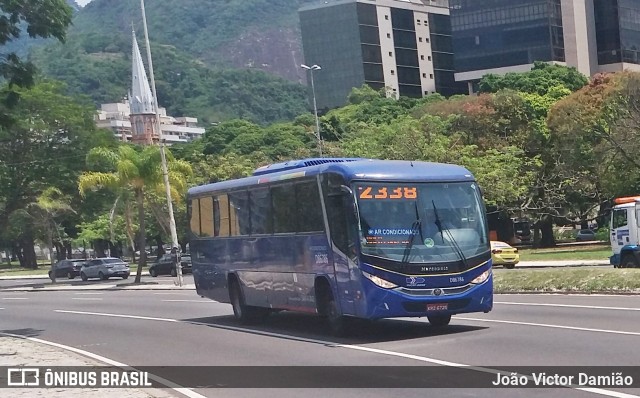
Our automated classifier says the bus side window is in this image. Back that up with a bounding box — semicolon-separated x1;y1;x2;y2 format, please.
250;188;273;235
199;197;215;237
296;180;324;232
229;190;250;236
272;184;297;233
214;194;231;237
190;199;201;237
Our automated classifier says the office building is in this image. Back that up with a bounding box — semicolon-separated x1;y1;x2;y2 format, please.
451;0;640;92
299;0;461;110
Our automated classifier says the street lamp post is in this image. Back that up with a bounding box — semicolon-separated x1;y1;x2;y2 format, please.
140;0;183;286
301;64;322;157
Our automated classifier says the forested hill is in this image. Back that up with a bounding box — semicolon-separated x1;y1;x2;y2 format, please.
69;0;316;82
31;0;317;125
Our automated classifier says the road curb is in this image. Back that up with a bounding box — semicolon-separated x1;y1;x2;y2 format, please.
1;284;196;292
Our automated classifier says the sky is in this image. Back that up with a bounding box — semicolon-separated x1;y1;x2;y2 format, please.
75;0;93;6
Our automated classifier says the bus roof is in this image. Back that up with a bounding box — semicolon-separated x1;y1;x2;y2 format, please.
188;158;476;197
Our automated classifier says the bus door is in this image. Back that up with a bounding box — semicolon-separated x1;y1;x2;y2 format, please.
322;174;359;316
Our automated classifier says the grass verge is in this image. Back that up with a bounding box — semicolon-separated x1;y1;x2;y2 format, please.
494;267;640;293
518;245;611;262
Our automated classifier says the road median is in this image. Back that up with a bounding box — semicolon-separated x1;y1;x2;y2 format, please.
494;267;640;294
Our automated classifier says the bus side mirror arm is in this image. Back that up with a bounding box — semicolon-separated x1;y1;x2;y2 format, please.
328;185;353;197
340;185;353;196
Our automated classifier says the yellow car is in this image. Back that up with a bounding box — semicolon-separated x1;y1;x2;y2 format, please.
491;241;519;269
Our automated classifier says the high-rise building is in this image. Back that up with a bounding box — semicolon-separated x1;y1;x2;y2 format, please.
451;0;640;92
299;0;462;110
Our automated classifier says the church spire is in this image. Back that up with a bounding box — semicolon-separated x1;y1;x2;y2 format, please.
130;28;159;145
130;28;155;115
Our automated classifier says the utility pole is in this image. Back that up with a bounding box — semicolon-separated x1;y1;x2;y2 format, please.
140;0;183;286
301;64;323;157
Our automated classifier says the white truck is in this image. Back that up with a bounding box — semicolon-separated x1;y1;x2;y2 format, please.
609;196;640;268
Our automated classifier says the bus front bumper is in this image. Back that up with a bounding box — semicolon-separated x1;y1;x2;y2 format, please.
360;275;493;319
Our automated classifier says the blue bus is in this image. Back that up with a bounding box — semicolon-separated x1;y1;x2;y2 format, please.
188;158;492;333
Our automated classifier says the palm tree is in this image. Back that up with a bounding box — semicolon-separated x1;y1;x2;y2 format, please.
78;145;192;283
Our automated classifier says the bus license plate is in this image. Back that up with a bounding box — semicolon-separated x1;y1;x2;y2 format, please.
427;303;448;311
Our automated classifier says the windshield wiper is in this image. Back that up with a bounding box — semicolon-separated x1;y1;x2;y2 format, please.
431;200;469;269
401;201;424;264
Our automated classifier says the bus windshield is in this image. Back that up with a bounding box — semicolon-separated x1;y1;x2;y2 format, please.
355;181;489;263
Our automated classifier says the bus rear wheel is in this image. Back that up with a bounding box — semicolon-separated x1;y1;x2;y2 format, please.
427;314;451;327
229;280;269;324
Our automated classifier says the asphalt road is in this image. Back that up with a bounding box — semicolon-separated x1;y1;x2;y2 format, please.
1;290;639;398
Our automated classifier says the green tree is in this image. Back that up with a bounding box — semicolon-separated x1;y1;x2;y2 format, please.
0;0;73;110
0;81;112;268
78;145;192;283
478;62;588;96
30;187;74;282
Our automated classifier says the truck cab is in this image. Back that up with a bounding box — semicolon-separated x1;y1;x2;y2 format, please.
610;196;640;268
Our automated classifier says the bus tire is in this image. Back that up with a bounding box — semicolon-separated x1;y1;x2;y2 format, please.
317;283;347;336
229;279;269;324
621;255;638;269
427;314;451;327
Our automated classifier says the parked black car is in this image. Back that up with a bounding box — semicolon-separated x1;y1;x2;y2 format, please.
149;253;192;277
49;259;87;280
180;255;192;274
576;229;596;242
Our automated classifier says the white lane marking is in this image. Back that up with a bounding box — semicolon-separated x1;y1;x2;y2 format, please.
161;299;215;303
496;301;640;312
71;298;103;301
2;297;28;300
457;317;640;337
498;293;640;298
0;331;206;398
152;293;194;296
54;309;639;398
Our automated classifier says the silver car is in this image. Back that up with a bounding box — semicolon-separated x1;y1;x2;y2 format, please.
80;258;130;281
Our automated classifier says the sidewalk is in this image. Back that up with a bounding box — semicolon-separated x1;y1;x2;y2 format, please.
0;335;174;398
0;282;196;292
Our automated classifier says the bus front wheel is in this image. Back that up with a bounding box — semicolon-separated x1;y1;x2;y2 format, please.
317;285;347;336
427;314;451;327
229;280;269;324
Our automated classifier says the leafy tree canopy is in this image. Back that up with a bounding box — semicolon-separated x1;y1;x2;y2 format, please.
478;62;588;96
0;0;73;109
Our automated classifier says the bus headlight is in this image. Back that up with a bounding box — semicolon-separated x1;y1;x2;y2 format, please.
471;269;491;285
362;271;398;289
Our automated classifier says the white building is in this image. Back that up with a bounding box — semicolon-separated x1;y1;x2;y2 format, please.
96;99;205;144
